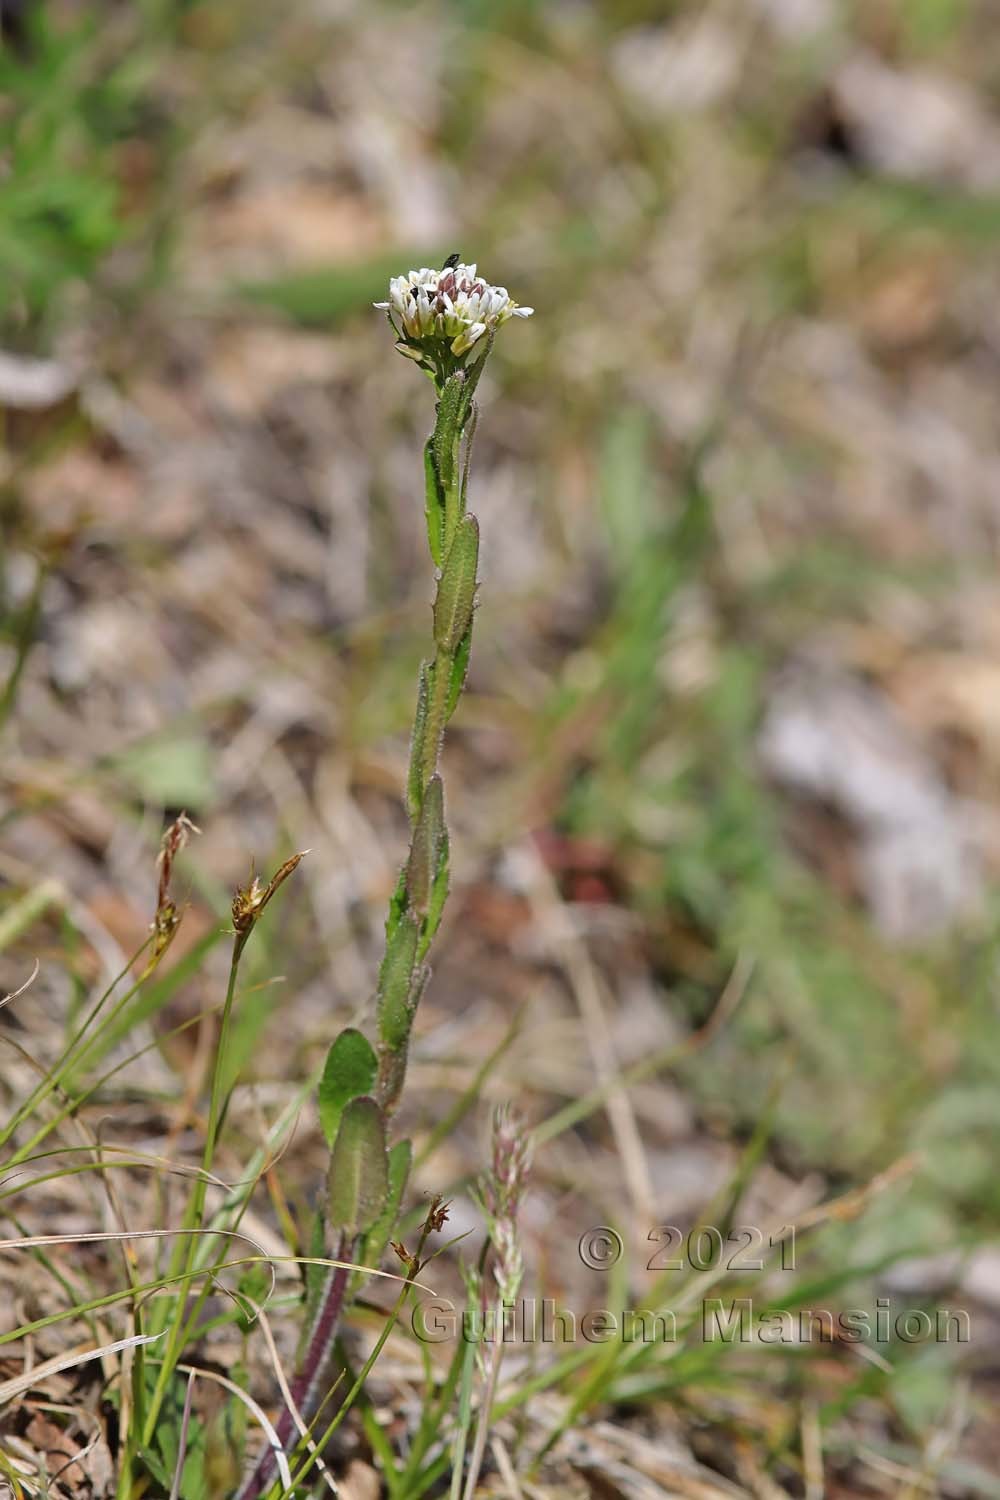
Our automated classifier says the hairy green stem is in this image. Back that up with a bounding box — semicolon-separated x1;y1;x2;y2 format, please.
421;648;454;790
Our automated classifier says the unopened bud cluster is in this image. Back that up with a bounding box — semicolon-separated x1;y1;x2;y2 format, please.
375;261;533;365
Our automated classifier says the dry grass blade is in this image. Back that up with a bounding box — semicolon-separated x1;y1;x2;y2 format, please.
569;1421;752;1500
0;958;41;1011
0;1331;165;1407
491;1434;526;1499
167;1370;197;1500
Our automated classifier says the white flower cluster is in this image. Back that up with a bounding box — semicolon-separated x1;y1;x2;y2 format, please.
375;261;533;358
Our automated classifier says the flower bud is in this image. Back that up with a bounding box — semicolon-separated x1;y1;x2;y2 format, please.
375;261;532;369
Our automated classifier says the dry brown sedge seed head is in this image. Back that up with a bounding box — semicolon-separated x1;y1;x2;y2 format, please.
156;811;200;898
153;812;200;952
153;900;179;954
425;1196;451;1235
231;874;263;934
232;851;308;934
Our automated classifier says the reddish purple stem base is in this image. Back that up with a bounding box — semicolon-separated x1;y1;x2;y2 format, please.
233;1253;350;1500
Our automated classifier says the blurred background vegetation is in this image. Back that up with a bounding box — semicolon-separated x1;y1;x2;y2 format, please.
3;0;1000;1493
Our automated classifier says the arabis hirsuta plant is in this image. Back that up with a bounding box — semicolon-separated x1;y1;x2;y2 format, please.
235;258;532;1499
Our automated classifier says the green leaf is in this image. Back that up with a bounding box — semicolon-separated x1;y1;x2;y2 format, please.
376;963;427;1113
424;437;445;569
327;1095;389;1238
446;622;473;719
407;661;431;820
420;827;450;956
432;371;467;501
433;514;479;653
460;403;479;511
318;1028;378;1149
457;330;492;415
115;732;216;808
387;1136;412;1218
362;1137;412;1267
406;774;445;916
376;912;420;1053
384;865;409;950
236;1262;271;1335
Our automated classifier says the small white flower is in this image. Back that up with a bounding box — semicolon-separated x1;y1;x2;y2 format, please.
375;261;533;362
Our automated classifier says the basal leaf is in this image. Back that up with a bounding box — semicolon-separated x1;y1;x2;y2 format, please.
327;1095;390;1238
318;1028;378;1149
